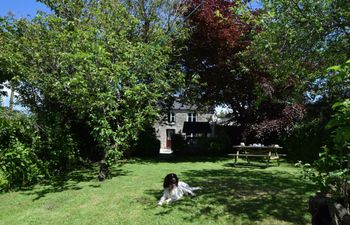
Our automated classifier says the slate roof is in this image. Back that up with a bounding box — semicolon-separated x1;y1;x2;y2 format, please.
172;102;197;110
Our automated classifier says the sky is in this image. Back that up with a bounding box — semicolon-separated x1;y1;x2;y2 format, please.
249;0;262;10
0;0;262;18
0;0;50;18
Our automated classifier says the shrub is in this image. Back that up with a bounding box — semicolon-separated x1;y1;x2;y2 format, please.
0;170;9;192
0;110;42;190
198;136;228;156
299;98;350;214
172;135;229;156
0;110;33;149
0;140;41;190
34;120;79;173
171;133;188;155
280;118;331;162
132;127;160;157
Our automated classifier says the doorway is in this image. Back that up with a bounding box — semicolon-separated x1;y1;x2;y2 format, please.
166;129;175;149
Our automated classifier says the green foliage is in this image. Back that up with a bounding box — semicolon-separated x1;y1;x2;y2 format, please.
0;110;32;148
299;61;350;209
197;136;227;156
172;134;229;156
253;0;349;84
282;118;331;162
170;133;187;155
325;59;350;103
0;170;8;192
0;110;42;191
245;1;350;142
0;0;186;177
0;140;41;191
131;127;160;157
250;0;350;182
33;117;79;173
0;16;22;85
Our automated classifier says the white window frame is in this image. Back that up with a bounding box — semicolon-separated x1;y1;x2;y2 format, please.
168;112;175;123
187;112;197;122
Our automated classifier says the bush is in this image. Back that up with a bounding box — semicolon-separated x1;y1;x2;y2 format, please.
34;120;79;173
0;170;9;192
131;127;160;157
0;140;41;190
281;118;331;162
0;110;33;149
0;110;42;190
297;98;350;216
198;136;228;156
172;134;230;156
171;133;188;155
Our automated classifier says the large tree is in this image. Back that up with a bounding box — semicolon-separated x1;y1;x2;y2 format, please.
252;0;350;104
249;0;350;144
180;0;304;142
0;16;22;105
0;0;185;179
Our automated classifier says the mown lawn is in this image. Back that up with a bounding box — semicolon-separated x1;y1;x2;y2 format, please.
0;156;316;225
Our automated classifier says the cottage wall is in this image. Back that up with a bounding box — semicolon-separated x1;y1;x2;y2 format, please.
154;110;213;149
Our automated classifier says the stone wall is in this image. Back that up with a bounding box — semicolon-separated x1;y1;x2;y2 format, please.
154;109;213;149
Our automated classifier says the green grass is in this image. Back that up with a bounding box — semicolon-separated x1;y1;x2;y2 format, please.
0;156;316;225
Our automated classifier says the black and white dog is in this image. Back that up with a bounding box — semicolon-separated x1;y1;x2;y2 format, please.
158;173;200;206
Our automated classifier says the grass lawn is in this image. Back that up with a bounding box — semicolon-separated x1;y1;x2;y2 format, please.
0;156;316;225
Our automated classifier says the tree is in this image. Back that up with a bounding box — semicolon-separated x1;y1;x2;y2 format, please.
180;0;304;142
252;0;350;105
122;0;188;39
0;15;23;103
299;61;350;222
246;0;350;158
181;0;256;117
0;0;185;179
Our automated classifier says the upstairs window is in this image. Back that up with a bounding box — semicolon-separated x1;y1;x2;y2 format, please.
187;112;197;122
168;112;175;123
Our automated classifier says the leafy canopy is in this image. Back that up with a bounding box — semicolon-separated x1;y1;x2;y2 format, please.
0;0;185;169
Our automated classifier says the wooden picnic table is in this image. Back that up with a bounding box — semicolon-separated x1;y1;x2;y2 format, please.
228;145;286;166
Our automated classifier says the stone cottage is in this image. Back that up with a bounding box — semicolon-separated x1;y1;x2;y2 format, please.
154;102;215;150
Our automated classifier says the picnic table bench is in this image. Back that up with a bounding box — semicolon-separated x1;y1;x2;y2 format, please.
228;145;287;166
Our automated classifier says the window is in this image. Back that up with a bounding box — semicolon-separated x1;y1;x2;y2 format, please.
168;112;175;123
187;112;197;122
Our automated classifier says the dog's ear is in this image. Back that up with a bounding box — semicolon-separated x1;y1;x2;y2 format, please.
163;178;168;189
163;174;171;188
172;173;179;186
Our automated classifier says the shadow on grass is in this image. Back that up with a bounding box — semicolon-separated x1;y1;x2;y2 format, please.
144;168;316;224
20;167;129;201
223;162;270;169
126;155;289;167
125;155;230;164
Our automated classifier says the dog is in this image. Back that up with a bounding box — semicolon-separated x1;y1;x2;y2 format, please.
157;173;200;206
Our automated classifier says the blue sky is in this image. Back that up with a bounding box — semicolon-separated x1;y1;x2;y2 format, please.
249;0;262;9
0;0;50;18
0;0;261;18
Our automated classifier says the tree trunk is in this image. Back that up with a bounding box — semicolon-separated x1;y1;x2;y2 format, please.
97;150;109;181
9;86;14;112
